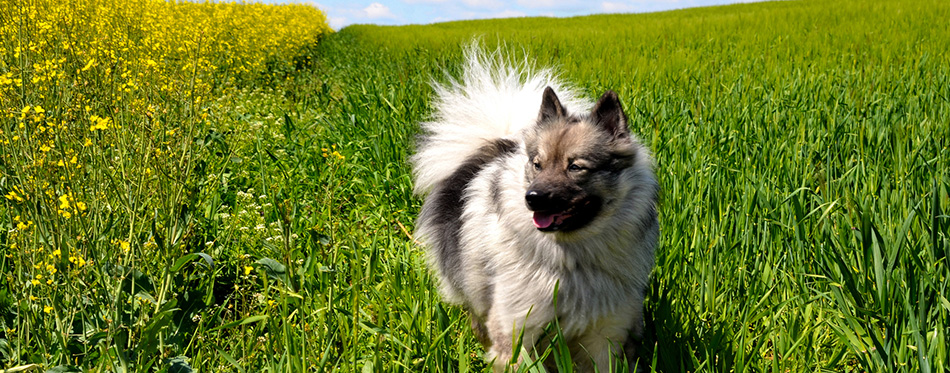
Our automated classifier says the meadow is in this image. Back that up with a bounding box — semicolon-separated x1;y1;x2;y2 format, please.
1;0;948;371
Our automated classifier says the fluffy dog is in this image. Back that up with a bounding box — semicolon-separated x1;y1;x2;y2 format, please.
412;46;659;372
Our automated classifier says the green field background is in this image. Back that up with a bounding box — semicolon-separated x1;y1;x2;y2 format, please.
2;0;948;371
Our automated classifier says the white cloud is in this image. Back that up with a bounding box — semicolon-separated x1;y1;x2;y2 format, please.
327;15;348;29
463;0;504;9
364;2;396;19
516;0;586;9
491;9;527;18
306;1;401;28
602;1;635;12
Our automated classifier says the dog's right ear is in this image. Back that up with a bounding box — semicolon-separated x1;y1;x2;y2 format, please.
591;90;630;140
538;86;565;123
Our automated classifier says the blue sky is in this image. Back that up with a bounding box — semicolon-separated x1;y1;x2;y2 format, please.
289;0;768;30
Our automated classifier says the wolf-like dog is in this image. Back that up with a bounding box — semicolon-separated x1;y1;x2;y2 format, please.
412;46;659;372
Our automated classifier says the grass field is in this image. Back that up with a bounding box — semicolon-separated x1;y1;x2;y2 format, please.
2;0;949;371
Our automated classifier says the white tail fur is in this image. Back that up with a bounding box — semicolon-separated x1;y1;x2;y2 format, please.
411;43;588;195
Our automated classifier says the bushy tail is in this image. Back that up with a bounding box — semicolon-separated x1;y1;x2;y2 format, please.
411;43;587;195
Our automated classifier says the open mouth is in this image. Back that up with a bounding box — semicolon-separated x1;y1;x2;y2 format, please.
530;198;596;231
532;210;573;231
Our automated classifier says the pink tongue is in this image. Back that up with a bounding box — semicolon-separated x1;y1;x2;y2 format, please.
533;212;555;229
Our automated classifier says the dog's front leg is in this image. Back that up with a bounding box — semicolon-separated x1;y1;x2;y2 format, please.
573;309;642;373
484;305;551;372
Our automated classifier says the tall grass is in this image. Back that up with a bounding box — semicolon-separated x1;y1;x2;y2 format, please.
0;0;947;371
309;0;950;371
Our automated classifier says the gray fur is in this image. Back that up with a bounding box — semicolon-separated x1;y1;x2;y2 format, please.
417;138;518;297
413;47;658;372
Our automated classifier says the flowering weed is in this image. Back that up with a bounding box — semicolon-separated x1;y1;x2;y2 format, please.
0;0;330;370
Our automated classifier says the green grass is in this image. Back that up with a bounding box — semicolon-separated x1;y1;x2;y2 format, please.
2;0;949;371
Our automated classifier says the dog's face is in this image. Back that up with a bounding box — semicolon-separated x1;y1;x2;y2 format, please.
523;87;637;232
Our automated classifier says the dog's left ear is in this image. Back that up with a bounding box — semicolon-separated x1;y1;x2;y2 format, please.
538;86;566;123
591;90;629;139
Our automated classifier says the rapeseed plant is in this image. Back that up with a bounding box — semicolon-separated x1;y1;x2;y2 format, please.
0;0;330;369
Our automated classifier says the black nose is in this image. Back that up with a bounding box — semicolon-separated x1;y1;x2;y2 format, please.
525;190;554;211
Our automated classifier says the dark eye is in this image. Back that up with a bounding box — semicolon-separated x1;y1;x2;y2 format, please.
533;161;542;170
568;163;584;172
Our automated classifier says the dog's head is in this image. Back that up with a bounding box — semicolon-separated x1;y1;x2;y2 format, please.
523;87;637;232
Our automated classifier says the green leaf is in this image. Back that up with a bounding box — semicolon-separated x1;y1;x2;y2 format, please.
0;364;40;373
208;315;268;333
137;299;178;356
166;356;194;373
170;252;214;273
44;366;81;373
215;348;246;373
255;257;288;284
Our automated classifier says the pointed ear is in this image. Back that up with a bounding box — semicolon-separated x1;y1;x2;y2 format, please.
590;90;629;139
538;86;565;123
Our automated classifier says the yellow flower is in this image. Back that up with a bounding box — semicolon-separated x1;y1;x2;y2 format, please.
244;266;254;276
88;115;111;131
44;306;54;314
81;59;95;72
69;255;87;268
4;189;24;202
59;194;70;209
114;240;131;252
